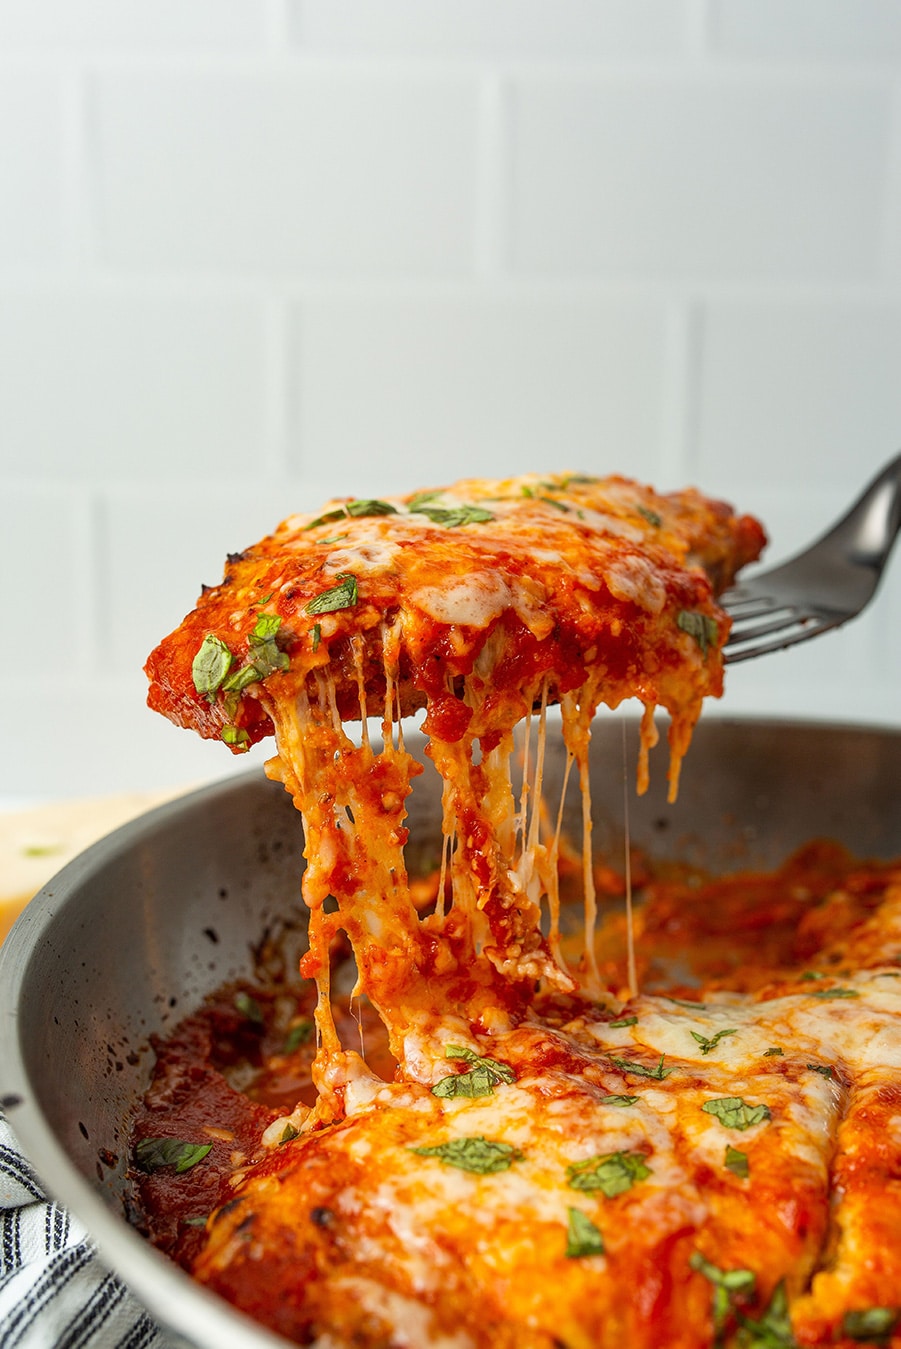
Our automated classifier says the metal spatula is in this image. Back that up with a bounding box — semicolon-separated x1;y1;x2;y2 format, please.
722;453;901;663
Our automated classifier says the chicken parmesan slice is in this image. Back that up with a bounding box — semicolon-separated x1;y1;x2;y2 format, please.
146;473;764;1106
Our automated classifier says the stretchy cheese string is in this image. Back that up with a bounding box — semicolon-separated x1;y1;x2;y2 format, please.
259;624;698;1131
622;718;638;1000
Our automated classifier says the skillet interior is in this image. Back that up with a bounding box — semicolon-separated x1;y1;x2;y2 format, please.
2;714;900;1346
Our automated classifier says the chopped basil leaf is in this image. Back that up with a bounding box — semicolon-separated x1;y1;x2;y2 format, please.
319;533;349;545
800;970;824;981
600;1094;639;1108
702;1097;771;1131
691;1028;738;1056
191;634;233;697
811;987;859;999
609;1016;638;1029
305;573;359;615
637;506;662;527
407;489;443;511
432;1045;515;1099
566;1207;605;1258
345;498;397;518
412;504;494;528
520;484;535;498
220;616;289;694
222;663;263;693
540;496;570;512
690;1251;756;1294
305;507;347;530
842;1308;899;1341
182;1215;209;1228
279;1123;299;1145
609;1053;673;1080
251;613;282;642
763;1047;784;1057
234;992;264;1025
806;1063;833;1078
221;726;251;748
665;995;707;1010
724;1145;749;1179
677;609;719;657
284;1019;314;1053
431;1066;497;1099
311;623;321;652
135;1138;212;1174
567;1150;651;1197
411;1136;522;1174
734;1279;794;1347
690;1252;757;1333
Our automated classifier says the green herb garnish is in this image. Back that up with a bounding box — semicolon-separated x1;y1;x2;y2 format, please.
806;1063;833;1078
665;995;706;1010
609;1053;673;1080
284;1019;315;1053
600;1094;639;1107
637;506;662;527
735;1279;795;1347
251;613;282;641
431;1045;515;1099
412;504;494;528
191;634;233;697
406;490;443;511
411;1136;522;1174
540;496;570;512
763;1047;784;1057
345;498;397;518
221;726;251;748
842;1308;899;1341
135;1138;212;1174
305;507;347;530
305;573;359;615
691;1028;738;1056
800;971;824;981
677;610;719;657
811;987;859;999
311;623;321;652
690;1252;757;1333
279;1123;299;1145
702;1097;771;1131
565;1207;605;1258
566;1150;651;1197
234;992;264;1025
724;1145;749;1179
609;1016;638;1029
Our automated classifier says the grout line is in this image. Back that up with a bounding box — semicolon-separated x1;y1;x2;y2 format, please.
657;301;694;487
262;294;291;476
684;0;714;63
2;271;899;306
75;487;103;679
877;80;901;283
263;0;293;51
679;299;706;481
58;62;93;269
473;71;507;281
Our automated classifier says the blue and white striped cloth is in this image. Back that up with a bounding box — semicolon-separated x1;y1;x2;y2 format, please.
0;1106;174;1348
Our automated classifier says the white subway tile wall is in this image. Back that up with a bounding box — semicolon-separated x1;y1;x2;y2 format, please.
1;1;899;798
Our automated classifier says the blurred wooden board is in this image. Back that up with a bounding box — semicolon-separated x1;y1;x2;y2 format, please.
0;789;189;943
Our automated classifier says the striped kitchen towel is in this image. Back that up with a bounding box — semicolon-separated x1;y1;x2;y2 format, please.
0;1106;179;1349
